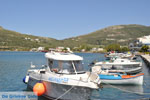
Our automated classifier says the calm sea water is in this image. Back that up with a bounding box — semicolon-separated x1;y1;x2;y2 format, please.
0;51;150;100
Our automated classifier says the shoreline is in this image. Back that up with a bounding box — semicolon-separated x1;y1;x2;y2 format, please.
0;50;107;54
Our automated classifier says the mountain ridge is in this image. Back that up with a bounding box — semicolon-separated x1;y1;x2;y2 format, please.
61;24;150;47
0;24;150;50
0;26;60;50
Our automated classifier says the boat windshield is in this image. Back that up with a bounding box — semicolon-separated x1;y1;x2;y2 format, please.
73;61;84;72
48;59;84;74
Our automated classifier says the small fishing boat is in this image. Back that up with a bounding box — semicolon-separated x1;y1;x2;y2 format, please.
95;58;142;67
104;67;142;75
91;65;144;85
105;52;133;59
24;52;101;100
99;73;144;85
94;58;142;74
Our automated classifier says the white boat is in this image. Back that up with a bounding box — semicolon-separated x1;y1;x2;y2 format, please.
96;58;142;66
99;73;144;85
24;52;101;100
94;58;142;74
91;65;144;85
105;52;133;59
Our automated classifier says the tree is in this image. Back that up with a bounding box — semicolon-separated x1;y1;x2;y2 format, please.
105;44;121;52
140;45;149;52
80;45;92;52
121;47;129;52
45;47;50;51
62;47;68;52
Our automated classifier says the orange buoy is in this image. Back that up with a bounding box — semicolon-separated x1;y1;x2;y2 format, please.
33;82;45;96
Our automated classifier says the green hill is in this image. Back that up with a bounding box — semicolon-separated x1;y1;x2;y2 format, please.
0;26;60;51
0;24;150;51
62;24;150;47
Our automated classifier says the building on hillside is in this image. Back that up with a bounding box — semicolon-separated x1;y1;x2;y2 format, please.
35;38;40;42
49;48;56;51
129;35;150;51
30;48;38;52
38;47;45;51
56;47;65;52
81;49;85;52
97;48;104;51
55;47;72;52
91;48;97;52
66;47;72;53
91;48;104;52
137;35;150;46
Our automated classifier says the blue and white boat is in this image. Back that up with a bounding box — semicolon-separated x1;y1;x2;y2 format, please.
91;65;144;85
99;73;144;85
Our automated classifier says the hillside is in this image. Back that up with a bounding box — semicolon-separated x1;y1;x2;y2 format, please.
0;24;150;51
62;24;150;47
0;26;61;50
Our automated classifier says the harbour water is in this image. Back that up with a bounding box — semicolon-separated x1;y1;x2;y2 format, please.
0;51;150;100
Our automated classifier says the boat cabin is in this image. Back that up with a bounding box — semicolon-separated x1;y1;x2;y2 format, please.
45;52;85;74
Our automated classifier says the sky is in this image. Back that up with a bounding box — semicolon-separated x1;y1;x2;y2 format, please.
0;0;150;40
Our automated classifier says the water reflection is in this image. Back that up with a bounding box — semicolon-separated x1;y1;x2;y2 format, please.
104;85;143;94
91;85;144;100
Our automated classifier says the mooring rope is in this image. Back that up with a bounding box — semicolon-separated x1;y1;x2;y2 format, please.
103;82;150;95
54;72;101;100
55;86;75;100
97;66;150;95
54;78;81;100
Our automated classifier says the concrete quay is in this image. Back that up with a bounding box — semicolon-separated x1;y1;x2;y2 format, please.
141;54;150;67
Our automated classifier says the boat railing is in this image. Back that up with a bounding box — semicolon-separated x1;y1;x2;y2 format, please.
52;70;86;75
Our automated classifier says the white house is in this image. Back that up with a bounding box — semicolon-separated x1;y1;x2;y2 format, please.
38;47;45;51
56;47;65;52
137;35;150;45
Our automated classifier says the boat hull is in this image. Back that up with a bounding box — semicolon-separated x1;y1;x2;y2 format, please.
27;77;93;100
99;74;143;85
108;67;142;75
